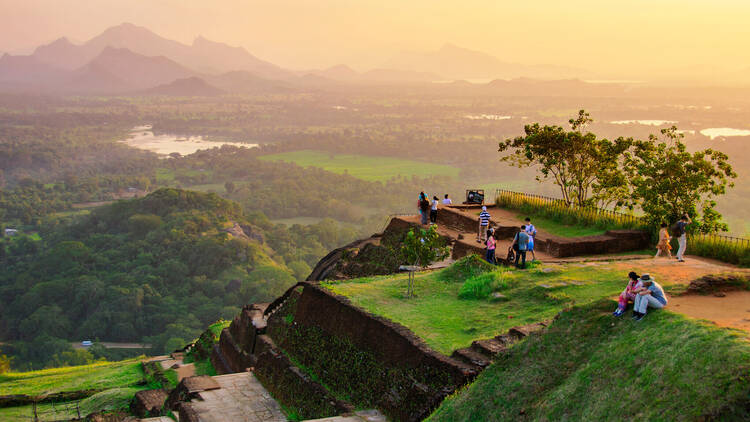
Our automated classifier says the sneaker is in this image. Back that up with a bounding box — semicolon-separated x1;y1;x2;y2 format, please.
631;312;641;320
678;259;685;262
613;309;624;317
634;313;646;322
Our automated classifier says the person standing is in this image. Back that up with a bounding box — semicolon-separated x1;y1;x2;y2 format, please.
632;274;667;321
442;194;452;205
513;225;530;269
477;206;491;243
674;214;691;262
430;196;439;224
485;229;496;264
654;223;672;259
524;217;537;261
419;192;430;226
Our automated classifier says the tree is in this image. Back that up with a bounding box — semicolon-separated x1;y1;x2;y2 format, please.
498;110;632;208
399;226;449;298
625;127;736;232
0;354;10;373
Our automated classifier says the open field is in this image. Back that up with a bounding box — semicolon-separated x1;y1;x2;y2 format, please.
512;213;606;237
258;150;461;182
0;359;144;396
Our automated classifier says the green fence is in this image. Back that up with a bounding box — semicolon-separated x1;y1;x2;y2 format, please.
494;189;647;231
494;189;750;266
687;233;750;266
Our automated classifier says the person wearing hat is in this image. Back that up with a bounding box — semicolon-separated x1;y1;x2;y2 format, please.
632;274;667;321
477;206;491;243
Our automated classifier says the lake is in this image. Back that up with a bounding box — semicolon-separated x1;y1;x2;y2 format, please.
121;125;258;156
699;128;750;140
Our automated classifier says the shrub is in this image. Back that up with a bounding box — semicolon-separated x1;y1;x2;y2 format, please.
458;271;514;300
440;255;495;283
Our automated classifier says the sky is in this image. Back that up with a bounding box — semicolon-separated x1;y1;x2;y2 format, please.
1;0;749;76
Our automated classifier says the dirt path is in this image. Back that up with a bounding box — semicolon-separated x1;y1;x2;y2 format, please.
668;291;750;333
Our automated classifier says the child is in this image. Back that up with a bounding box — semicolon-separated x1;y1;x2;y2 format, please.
613;272;642;316
485;229;496;264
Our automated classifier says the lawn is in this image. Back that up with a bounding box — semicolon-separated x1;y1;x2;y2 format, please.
427;300;750;421
322;259;632;354
0;387;144;422
515;214;606;237
0;359;144;396
258;150;460;182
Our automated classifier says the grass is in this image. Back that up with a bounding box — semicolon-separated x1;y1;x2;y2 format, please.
496;191;647;232
427;299;750;421
515;214;606;238
0;387;144;422
0;358;144;396
322;260;631;354
258;150;460;182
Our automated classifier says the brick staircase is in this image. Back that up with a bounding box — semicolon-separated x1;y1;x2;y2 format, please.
450;322;549;372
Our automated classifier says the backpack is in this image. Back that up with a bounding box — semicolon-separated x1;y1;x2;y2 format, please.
671;223;682;238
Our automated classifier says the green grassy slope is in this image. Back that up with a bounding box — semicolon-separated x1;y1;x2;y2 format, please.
428;300;750;421
258;150;460;181
0;359;144;395
323;260;630;354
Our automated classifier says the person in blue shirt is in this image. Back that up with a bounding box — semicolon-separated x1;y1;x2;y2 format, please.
632;274;668;321
524;217;537;261
513;225;530;269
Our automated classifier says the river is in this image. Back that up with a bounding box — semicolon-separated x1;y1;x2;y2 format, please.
121;125;258;157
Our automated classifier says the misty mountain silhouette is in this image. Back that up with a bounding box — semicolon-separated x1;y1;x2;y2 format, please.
143;76;225;96
383;43;589;80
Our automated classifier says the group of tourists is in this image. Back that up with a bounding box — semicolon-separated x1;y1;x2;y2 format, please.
655;214;692;262
478;206;537;269
613;272;668;321
417;192;452;225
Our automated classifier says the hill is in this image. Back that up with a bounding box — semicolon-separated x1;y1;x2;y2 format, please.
383;43;591;80
427;299;750;421
31;22;290;79
143;76;225;96
0;189;296;370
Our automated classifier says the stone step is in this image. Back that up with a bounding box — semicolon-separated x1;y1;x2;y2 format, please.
507;322;548;339
471;338;506;358
451;347;492;369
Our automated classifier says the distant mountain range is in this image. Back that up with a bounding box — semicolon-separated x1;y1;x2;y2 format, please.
0;22;612;95
382;43;592;80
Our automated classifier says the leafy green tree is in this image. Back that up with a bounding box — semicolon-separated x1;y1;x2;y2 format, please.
399;225;449;298
288;260;312;281
498;110;632;207
625;127;736;232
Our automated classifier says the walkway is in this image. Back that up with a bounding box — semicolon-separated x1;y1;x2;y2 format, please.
190;373;286;422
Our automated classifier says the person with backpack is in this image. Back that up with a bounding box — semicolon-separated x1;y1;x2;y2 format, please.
419;193;430;225
430;196;439;224
673;214;691;262
512;225;530;269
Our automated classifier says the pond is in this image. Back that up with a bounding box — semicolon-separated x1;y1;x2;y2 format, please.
121;125;257;156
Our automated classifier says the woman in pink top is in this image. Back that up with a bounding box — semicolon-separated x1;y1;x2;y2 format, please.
613;271;642;316
485;229;497;264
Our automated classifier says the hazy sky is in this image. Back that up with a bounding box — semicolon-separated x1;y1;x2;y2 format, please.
1;0;749;75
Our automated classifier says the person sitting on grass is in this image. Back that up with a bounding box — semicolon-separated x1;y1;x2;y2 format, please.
632;274;667;321
612;271;642;317
485;228;496;264
513;225;530;269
